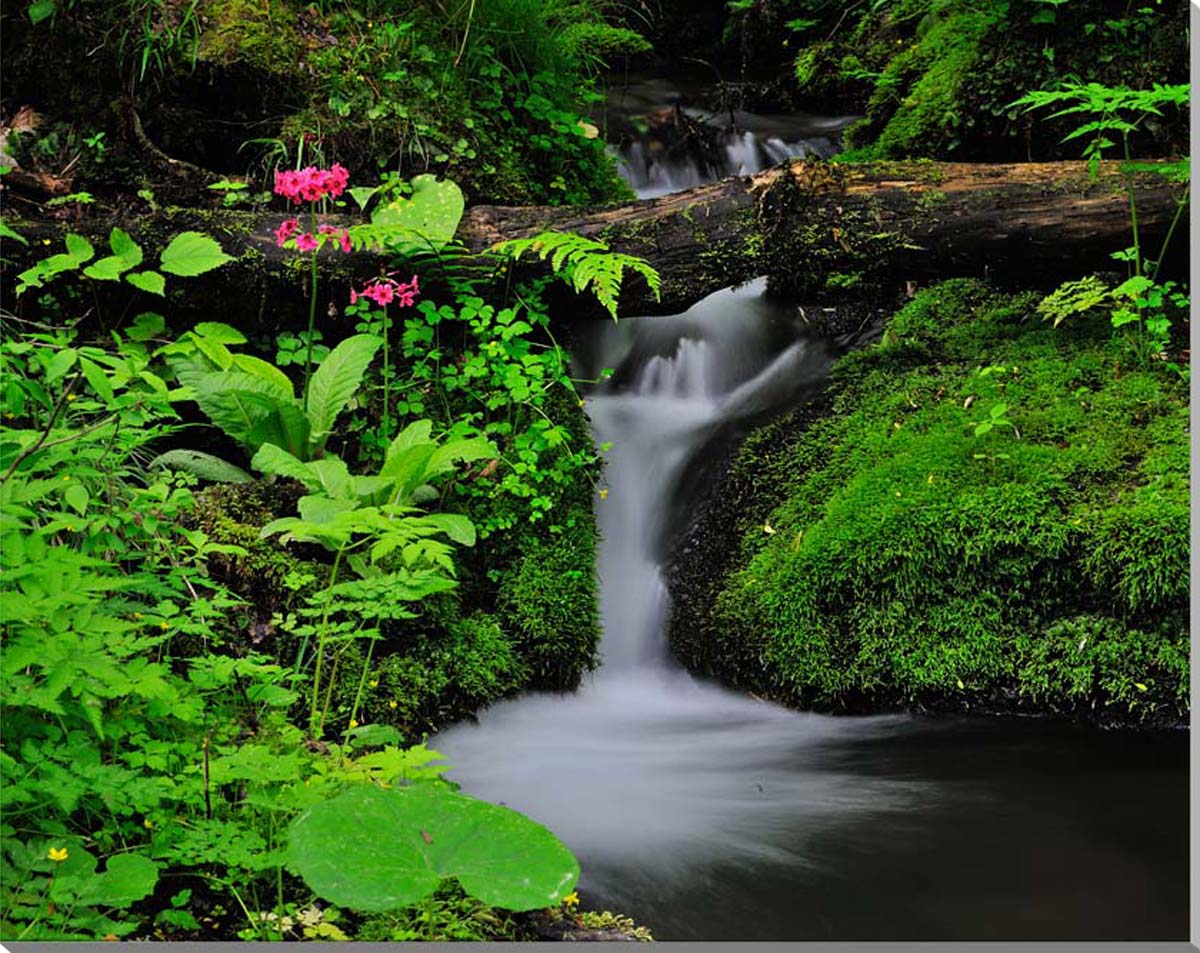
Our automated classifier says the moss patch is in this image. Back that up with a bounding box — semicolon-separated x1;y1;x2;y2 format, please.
670;279;1189;725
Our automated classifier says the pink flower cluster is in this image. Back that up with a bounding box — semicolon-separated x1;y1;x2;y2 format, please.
350;274;420;308
275;218;352;253
273;164;350;203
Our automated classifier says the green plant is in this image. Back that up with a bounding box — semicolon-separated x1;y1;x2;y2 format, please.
15;228;232;299
286;783;579;913
1012;81;1189;373
162;327;382;465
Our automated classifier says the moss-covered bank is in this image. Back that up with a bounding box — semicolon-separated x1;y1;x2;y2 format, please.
668;280;1188;727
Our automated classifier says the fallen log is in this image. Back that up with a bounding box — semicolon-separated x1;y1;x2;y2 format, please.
3;160;1186;323
461;159;1188;313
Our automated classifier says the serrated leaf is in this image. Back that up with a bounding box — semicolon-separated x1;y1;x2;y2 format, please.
83;853;159;908
79;357;115;404
64;482;89;515
126;271;166;296
287;784;578;912
126;312;165;341
159;231;234;276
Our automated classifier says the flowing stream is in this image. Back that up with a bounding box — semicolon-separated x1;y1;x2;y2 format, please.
433;281;1188;940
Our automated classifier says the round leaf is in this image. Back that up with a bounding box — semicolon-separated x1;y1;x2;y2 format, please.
287;784;578;912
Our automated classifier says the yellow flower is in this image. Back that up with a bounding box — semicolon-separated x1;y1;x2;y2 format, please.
369;679;379;688
66;394;77;402
598;488;608;500
159;621;170;631
143;818;154;830
48;846;68;862
562;891;579;909
349;719;359;729
388;700;398;709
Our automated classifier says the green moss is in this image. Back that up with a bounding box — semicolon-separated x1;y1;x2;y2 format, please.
496;505;600;688
682;279;1188;724
196;0;302;74
356;612;531;737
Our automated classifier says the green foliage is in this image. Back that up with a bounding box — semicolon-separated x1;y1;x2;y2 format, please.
802;0;1188;161
15;229;228;298
495;231;662;320
287;783;579;912
1014;79;1190;376
685;280;1188;722
371;174;465;250
164;328;382;463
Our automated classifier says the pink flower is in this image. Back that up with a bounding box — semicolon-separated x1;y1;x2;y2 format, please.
326;164;349;198
274;164;352;204
295;232;319;252
317;224;353;253
275;217;300;247
349;274;422;309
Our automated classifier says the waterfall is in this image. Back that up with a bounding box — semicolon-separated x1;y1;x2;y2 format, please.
432;280;921;900
616;128;839;199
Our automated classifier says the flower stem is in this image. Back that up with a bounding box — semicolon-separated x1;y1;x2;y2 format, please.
302;204;319;409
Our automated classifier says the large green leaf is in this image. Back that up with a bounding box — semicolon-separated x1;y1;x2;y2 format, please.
159;231;234;276
81;853;159;908
150;449;253;484
183;370;294;448
304;334;382;453
287;784;578;912
372;175;465;249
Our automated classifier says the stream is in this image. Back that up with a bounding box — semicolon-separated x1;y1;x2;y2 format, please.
432;280;1188;940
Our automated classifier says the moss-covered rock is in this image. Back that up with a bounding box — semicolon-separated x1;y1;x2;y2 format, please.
801;0;1189;161
668;279;1189;726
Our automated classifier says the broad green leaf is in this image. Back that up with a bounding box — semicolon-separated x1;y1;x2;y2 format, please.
251;443;319;488
109;227;143;266
418;513;476;546
27;0;56;23
233;354;294;399
1;218;29;246
83;853;159;908
64;483;89;515
371;174;465;249
305;334;382;452
193;322;248;345
126;312;166;341
79;357;114;404
149;449;253;484
64;233;94;264
287;784;578;912
83;256;132;281
159;231;234;276
126;271;166;296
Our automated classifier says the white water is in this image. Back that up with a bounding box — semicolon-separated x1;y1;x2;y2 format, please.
616;127;842;199
433;282;925;900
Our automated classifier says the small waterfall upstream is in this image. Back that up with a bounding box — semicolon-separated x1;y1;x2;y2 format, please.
615;126;842;199
431;280;1188;940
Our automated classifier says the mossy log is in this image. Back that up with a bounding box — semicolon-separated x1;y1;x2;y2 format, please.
461;158;1187;312
5;160;1185;325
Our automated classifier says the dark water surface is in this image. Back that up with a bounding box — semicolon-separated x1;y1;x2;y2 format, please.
592;715;1188;941
435;282;1189;941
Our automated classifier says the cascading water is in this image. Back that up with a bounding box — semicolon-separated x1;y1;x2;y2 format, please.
433;280;924;915
430;280;1188;941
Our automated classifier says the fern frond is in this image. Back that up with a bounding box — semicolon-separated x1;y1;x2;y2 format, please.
491;231;661;319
